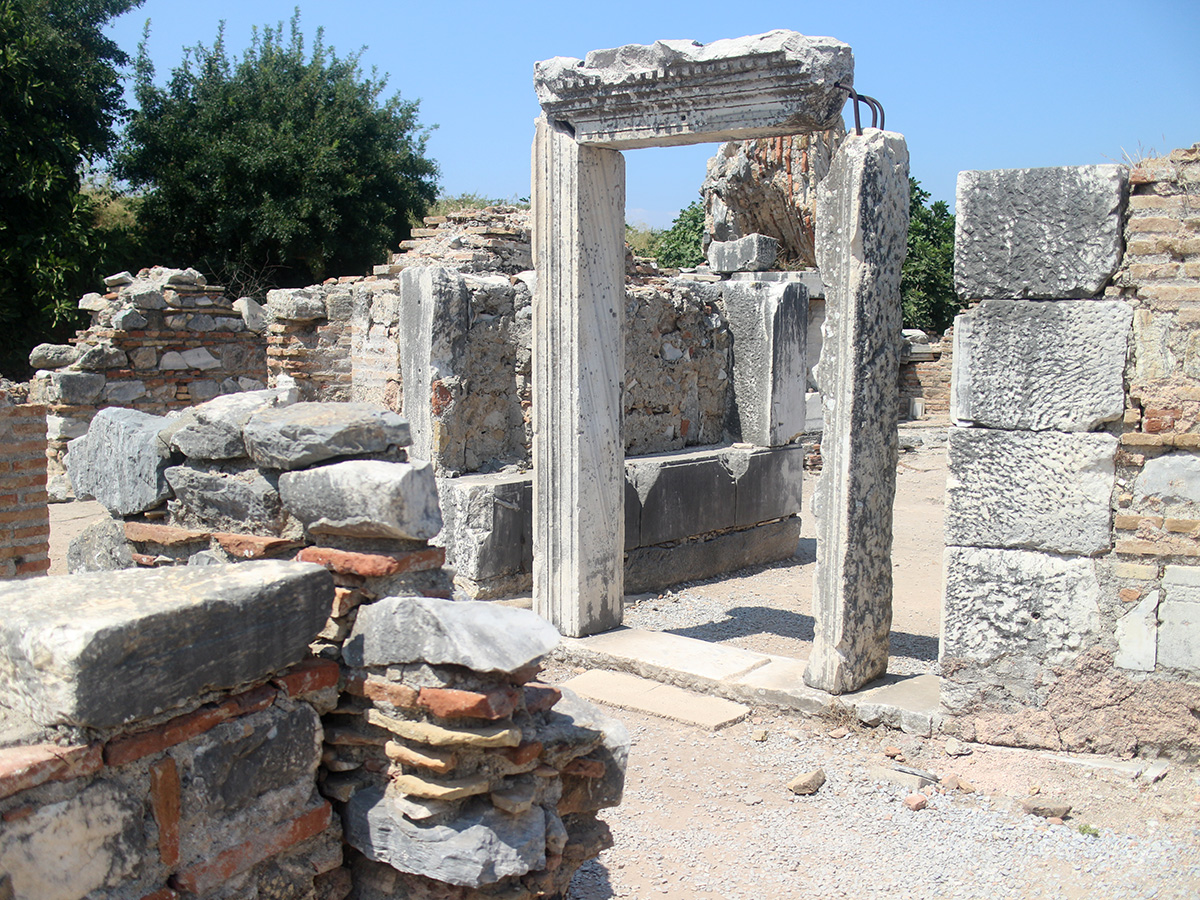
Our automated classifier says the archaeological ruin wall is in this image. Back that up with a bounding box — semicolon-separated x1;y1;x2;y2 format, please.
0;394;48;579
941;146;1200;758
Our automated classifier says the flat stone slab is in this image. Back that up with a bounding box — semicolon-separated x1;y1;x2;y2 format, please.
535;30;853;149
279;459;442;540
955;164;1127;299
242;402;412;470
843;673;941;737
0;561;332;728
559;627;770;687
562;670;749;729
166;387;296;460
725;656;832;716
951;299;1132;431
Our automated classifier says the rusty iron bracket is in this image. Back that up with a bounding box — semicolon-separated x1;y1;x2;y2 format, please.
835;82;886;135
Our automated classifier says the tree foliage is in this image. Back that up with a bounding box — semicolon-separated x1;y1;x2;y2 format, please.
116;11;438;294
627;201;705;269
0;0;143;376
901;177;959;335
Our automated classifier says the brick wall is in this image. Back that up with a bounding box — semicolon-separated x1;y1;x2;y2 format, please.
898;328;953;415
0;396;49;578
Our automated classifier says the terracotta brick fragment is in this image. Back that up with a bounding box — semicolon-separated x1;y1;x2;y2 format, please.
501;741;544;767
418;686;521;720
273;659;340;697
124;521;209;546
523;683;563;714
14;558;50;575
169;802;332;894
212;532;302;559
562;758;606;779
0;742;102;801
1120;432;1165;447
149;757;181;866
296;545;445;577
131;552;161;567
346;675;420;709
1119;588;1143;603
2;805;34;822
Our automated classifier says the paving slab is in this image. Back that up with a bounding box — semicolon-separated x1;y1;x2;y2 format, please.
558;628;770;689
844;673;941;736
562;670;749;730
725;656;832;716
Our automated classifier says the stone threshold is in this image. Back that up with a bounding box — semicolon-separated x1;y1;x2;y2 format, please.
555;626;941;737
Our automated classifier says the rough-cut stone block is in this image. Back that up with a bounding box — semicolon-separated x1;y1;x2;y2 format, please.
243;402;412;470
344;595;559;673
722;280;808;446
435;473;530;581
279;459;441;539
67;517;134;573
626;451;736;546
805;130;909;694
534;30;853;149
344;790;545;887
0;561;332;728
1159;566;1200;675
950;299;1132;431
942;546;1100;669
165;463;285;533
32;370;104;405
706;234;779;273
266;288;326;322
67;408;174;515
945;429;1116;555
550;688;629;811
954;165;1128;299
1135;453;1200;512
167;388;296;460
532;117;626;638
234;296;267;332
28;343;78;369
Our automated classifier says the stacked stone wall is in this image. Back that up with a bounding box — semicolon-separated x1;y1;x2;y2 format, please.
0;396;49;578
898;329;953;415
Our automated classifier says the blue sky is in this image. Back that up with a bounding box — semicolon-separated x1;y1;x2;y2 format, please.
104;0;1199;228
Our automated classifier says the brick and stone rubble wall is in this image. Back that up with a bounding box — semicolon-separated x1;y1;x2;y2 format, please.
0;396;49;579
941;151;1200;759
898;328;953;415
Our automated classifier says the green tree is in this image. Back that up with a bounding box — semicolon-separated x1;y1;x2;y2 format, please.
652;200;706;268
901;177;959;334
0;0;143;376
116;11;438;294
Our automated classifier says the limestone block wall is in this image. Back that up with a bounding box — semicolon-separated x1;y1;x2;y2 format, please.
0;395;49;578
941;154;1200;758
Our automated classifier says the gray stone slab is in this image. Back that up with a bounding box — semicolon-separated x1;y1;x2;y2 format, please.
845;673;941;737
563;670;748;729
726;444;804;527
1114;590;1159;672
729;269;826;297
265;288;326;322
344;790;545;888
165;463;285;533
1135;453;1200;512
435;473;530;580
945;428;1116;555
805;130;909;694
707;234;779;273
279;459;442;540
242;402;412;471
950;299;1132;431
67;408;175;515
0;561;331;728
627;451;736;546
942;546;1101;671
722;280;808;446
344;595;560;673
724;656;833;716
167;388;297;460
955;164;1128;299
558;627;769;688
534;31;853;149
1159;566;1200;676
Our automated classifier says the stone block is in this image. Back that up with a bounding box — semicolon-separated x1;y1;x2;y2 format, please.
1135;453;1200;512
111;307;147;330
950;299;1132;431
344;595;559;673
243;402;412;471
627;450;736;546
706;234;779;273
546;688;629;810
942;546;1101;670
722;279;808;446
165;463;285;533
233;296;267;332
67;407;175;515
266;288;326;322
1114;590;1159;672
28;343;78;369
279;459;442;539
66;517;134;573
0;561;331;727
167;388;297;460
344;790;545;887
805;130;909;694
725;444;804;527
435;472;531;581
1159;566;1200;675
534;30;853;148
32;370;105;405
955;164;1127;299
101;380;146;404
945;429;1116;555
46;414;87;441
76;342;127;370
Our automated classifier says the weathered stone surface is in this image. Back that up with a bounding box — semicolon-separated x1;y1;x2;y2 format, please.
434;472;531;582
706;234;779;273
532;117;626;638
954;164;1128;299
165;463;285;533
104;270;134;287
66;517;134;573
266;288;326;322
722;279;808;446
942;546;1100;671
366;709;521;749
243;402;412;470
787;768;826;795
546;689;628;811
234;296;267;332
1159;566;1200;676
804;130;909;694
279;459;441;539
111;307;147;330
345;595;559;672
627;450;736;546
1114;590;1159;672
32;370;105;405
534;31;853;149
168;388;296;460
950;299;1132;431
945;429;1116;555
76;342;127;370
67;408;175;515
0;561;331;728
28;343;78;369
1135;453;1200;512
0;780;143;900
345;790;545;887
390;772;492;801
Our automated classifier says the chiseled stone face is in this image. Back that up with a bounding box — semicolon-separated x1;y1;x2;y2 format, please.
66;407;174;515
954;164;1128;300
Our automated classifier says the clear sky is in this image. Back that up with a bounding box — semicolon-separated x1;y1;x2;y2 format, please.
103;0;1199;228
